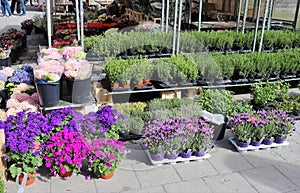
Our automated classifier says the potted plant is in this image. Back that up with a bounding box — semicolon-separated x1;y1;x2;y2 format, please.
78;106;123;140
227;112;254;147
251;81;277;109
42;129;89;177
87;138;126;179
268;109;296;144
64;59;93;103
131;58;154;88
190;118;214;156
21;19;34;35
0;111;52;185
33;60;64;107
153;59;173;86
0;47;11;66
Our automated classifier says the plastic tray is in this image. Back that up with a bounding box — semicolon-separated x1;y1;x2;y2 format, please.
229;137;289;153
145;150;211;166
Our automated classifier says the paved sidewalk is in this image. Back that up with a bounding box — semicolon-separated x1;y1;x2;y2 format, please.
5;122;300;193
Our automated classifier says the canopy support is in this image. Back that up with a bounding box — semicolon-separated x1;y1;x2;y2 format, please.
252;0;262;52
198;0;202;31
258;0;270;52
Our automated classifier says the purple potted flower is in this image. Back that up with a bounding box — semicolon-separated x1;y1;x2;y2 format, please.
77;106;123;140
87;138;126;179
0;111;52;182
228;112;254;147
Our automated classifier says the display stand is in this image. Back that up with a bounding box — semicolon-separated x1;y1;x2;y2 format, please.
39;100;97;115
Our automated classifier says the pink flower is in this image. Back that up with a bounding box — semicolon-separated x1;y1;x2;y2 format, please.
14;83;34;92
62;46;83;58
31;93;39;103
0;67;14;77
11;92;30;102
6;108;19;116
0;109;7;121
6;98;20;108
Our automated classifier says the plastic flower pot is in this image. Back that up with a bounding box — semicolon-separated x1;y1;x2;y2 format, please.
0;57;11;67
18;172;35;186
35;79;60;107
66;76;92;104
274;136;285;144
262;138;274;145
100;172;114;179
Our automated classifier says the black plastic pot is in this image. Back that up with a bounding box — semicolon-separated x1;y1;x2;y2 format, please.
66;77;92;104
35;79;60;107
0;57;11;67
212;117;228;141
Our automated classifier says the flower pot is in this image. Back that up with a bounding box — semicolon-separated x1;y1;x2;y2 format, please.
274;136;285;144
0;57;11;67
250;140;262;147
262;138;274;145
59;168;73;178
137;82;143;88
122;83;130;88
143;79;150;85
180;150;192;158
100;172;114;179
193;150;206;157
166;151;179;160
149;151;164;161
35;79;60;107
236;140;250;148
18;172;35;186
111;82;119;88
66;77;92;104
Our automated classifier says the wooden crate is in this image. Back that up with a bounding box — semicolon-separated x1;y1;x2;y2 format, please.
93;82;113;105
0;130;7;181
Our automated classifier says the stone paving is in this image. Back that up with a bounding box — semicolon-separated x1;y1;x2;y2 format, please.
5;125;300;193
2;7;300;193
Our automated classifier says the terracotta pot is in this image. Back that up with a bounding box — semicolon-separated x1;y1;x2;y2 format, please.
112;83;119;88
59;168;73;178
143;79;150;85
137;82;143;88
100;172;114;179
19;172;35;186
123;83;130;88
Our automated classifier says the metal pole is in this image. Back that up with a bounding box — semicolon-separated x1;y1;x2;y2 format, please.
166;0;170;32
188;0;192;24
177;0;183;53
47;0;51;48
80;0;84;50
267;0;274;30
198;0;203;31
236;0;243;31
252;0;262;52
172;0;179;55
293;0;300;29
252;0;257;21
258;0;270;52
242;0;249;33
75;0;80;41
162;0;165;31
